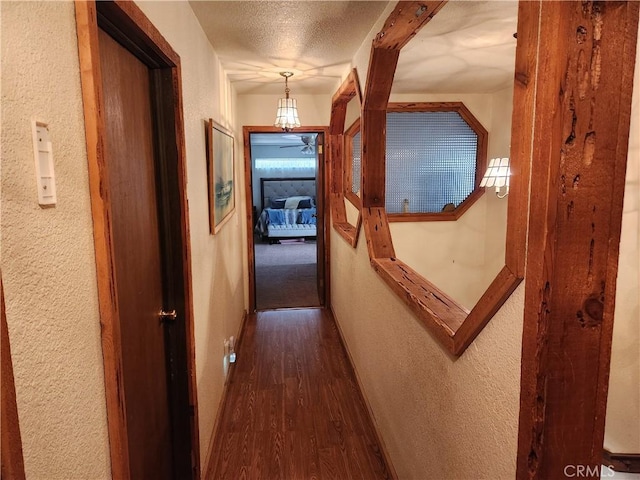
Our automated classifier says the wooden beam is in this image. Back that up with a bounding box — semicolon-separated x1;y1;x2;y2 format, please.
517;2;639;478
362;48;399;112
361;207;395;259
452;266;520;355
373;1;448;50
372;258;466;343
361;109;388;208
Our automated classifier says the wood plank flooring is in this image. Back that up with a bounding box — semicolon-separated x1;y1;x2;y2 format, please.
206;308;393;479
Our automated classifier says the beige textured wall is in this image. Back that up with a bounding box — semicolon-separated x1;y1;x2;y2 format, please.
1;2;111;478
134;2;245;472
605;34;640;453
331;227;524;478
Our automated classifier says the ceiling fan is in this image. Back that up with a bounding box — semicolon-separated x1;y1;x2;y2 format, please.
280;135;315;154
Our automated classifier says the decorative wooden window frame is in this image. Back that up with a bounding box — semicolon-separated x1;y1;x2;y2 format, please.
357;0;531;356
330;69;363;248
343;101;488;222
343;117;362;209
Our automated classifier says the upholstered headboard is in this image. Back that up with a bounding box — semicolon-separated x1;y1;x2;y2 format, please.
260;177;316;211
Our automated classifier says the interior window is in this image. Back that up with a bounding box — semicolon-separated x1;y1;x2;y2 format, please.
345;102;487;220
386;110;479;214
350;130;361;196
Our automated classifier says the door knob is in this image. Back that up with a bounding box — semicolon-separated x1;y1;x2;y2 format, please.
159;309;177;323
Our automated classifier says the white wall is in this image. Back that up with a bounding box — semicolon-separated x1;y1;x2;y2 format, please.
1;1;246;477
237;93;332;128
1;2;111;478
604;34;640;454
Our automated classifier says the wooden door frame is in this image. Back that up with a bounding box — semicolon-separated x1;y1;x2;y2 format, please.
243;126;330;312
1;279;26;480
75;2;199;479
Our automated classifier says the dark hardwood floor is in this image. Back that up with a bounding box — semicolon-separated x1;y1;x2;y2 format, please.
206;308;393;479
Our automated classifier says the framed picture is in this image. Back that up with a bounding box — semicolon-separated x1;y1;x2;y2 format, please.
206;119;236;234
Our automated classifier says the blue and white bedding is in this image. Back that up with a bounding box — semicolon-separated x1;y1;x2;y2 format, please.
255;196;317;239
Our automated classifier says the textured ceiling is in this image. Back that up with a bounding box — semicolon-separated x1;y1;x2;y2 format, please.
190;1;518;96
393;1;519;94
189;1;389;95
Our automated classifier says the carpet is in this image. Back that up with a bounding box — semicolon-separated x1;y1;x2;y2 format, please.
255;239;320;309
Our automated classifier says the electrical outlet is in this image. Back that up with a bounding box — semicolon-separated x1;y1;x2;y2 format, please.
229;336;236;364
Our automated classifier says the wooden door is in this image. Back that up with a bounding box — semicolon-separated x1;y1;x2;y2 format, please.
99;28;173;479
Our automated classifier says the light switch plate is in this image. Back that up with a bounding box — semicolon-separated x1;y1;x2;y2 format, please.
32;120;56;206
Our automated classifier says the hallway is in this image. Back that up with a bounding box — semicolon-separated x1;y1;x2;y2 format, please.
206;309;393;479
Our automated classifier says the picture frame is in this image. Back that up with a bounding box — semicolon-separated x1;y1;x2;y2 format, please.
206;118;236;234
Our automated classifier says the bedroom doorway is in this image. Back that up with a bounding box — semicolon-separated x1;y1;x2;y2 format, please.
243;127;329;311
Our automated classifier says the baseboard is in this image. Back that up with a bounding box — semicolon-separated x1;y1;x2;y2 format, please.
329;305;399;480
201;309;249;478
603;449;640;473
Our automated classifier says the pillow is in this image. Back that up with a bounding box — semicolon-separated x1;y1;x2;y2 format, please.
270;198;286;209
284;195;311;209
297;198;312;209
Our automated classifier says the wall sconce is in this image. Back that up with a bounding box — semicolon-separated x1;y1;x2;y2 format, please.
274;72;301;132
480;157;510;198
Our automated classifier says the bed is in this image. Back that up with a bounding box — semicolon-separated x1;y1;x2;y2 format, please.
254;177;317;242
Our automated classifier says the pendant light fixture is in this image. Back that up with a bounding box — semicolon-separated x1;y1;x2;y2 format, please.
274;72;301;132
